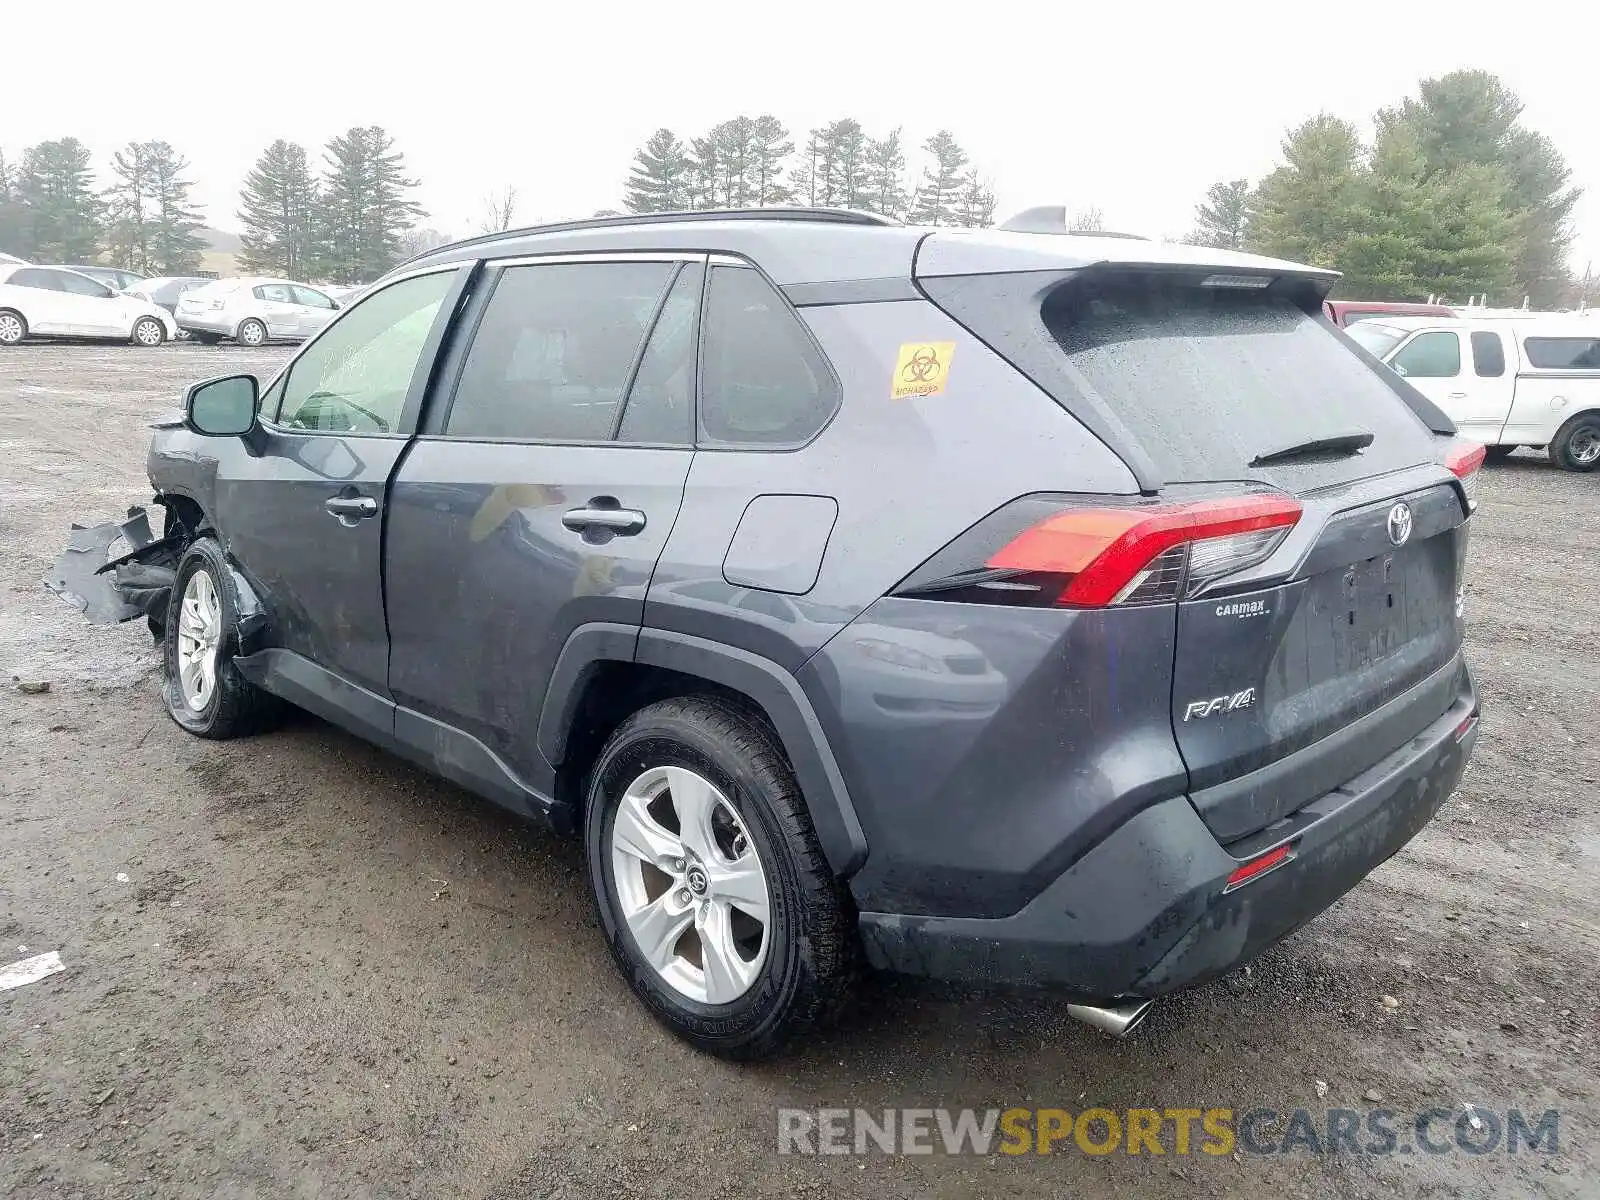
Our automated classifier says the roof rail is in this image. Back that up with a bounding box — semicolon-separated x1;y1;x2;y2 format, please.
401;206;900;267
997;206;1151;240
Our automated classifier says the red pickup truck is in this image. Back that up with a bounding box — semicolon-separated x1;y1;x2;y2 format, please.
1324;299;1455;327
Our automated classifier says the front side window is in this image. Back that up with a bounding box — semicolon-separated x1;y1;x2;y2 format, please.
255;283;293;304
275;270;455;434
698;265;837;447
293;285;335;310
446;261;675;441
1391;331;1461;379
59;271;113;298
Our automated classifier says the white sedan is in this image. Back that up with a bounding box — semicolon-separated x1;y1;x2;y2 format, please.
175;277;340;346
0;265;177;346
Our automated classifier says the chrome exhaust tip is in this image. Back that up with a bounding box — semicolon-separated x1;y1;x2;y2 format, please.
1067;999;1154;1039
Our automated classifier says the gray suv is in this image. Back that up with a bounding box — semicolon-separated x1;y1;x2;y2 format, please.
61;208;1482;1059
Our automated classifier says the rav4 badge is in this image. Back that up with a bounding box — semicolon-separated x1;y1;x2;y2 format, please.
1183;688;1257;721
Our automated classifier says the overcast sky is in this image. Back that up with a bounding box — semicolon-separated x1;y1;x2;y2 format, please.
9;2;1597;278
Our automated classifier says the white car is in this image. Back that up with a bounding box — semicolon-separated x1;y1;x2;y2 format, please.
1350;314;1600;470
175;276;340;346
0;264;177;346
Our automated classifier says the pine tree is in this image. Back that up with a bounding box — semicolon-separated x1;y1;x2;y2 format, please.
908;131;969;226
1246;114;1365;269
0;150;24;255
1379;71;1579;305
15;138;101;261
143;142;206;275
954;170;996;228
861;129;908;219
1189;179;1252;249
104;142;152;271
685;135;719;210
823;119;869;209
318;126;423;283
624;129;691;213
749;115;792;206
795;124;839;207
708;117;756;207
237;139;318;278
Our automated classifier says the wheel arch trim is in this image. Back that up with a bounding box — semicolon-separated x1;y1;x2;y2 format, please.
537;623;869;878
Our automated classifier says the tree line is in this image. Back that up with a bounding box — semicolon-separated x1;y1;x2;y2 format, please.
1184;70;1581;308
624;119;1000;227
0;127;425;284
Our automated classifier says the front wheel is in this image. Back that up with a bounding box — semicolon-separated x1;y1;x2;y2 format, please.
162;539;282;738
236;319;267;347
585;696;856;1060
0;309;26;346
132;316;165;347
1549;413;1600;472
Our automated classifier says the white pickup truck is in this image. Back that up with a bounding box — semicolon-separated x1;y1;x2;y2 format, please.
1350;315;1600;471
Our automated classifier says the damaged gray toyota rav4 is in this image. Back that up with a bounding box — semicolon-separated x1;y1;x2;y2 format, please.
55;208;1482;1059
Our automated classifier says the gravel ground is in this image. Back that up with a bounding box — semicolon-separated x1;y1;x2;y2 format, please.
1;343;1595;1199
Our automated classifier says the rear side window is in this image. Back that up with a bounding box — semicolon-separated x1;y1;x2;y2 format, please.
9;268;62;291
1390;332;1461;379
1470;331;1506;378
446;261;674;441
1523;336;1600;369
698;265;838;447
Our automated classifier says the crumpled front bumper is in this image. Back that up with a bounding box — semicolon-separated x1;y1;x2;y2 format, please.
46;505;182;626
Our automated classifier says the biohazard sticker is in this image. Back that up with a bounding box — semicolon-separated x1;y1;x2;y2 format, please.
892;342;956;399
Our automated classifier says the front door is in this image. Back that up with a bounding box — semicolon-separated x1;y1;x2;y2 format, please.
254;283;303;340
291;285;339;339
384;256;702;785
211;267;463;696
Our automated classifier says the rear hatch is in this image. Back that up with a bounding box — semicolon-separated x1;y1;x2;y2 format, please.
919;241;1473;843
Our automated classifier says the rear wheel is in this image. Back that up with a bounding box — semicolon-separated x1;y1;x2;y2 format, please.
131;316;165;347
1484;444;1518;462
236;319;267;347
162;539;282;738
1548;413;1600;472
585;696;856;1060
0;310;25;346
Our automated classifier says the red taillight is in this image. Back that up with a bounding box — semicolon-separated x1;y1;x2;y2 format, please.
1223;842;1293;892
1445;441;1486;479
986;494;1302;608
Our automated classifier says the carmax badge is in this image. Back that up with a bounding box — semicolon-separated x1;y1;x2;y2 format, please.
1183;688;1257;721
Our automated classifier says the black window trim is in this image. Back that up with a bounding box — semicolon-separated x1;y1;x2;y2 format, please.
255;261;472;439
422;250;708;448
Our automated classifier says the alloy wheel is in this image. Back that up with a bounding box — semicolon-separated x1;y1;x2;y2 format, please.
176;569;222;712
0;313;23;344
609;765;771;1004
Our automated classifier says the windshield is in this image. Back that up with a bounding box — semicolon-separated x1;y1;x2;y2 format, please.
1346;321;1408;359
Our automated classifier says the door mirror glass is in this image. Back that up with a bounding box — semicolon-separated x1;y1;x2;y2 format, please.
186;374;258;436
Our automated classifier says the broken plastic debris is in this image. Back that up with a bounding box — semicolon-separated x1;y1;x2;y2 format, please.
1;951;66;991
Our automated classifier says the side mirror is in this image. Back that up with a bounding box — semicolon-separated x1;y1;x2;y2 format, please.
185;374;258;436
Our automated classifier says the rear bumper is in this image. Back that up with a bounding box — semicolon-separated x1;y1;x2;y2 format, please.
857;668;1478;1000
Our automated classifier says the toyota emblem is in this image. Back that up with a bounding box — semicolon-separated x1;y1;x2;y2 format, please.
1386;502;1413;547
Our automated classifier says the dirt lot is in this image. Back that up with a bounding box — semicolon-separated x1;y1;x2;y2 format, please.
1;343;1596;1199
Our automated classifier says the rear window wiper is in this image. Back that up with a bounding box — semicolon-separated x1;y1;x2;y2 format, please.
1250;430;1374;467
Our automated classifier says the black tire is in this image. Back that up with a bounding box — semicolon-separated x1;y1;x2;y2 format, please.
1484;444;1517;462
192;331;222;345
1548;413;1600;472
131;316;165;347
585;696;856;1060
161;538;282;738
236;319;267;347
0;309;26;346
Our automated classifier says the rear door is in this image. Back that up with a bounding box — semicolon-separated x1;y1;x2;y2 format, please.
211;265;465;696
383;254;699;786
5;269;73;333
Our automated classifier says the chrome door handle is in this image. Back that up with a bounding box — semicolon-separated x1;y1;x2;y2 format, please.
1446;392;1468;399
324;495;378;521
562;506;646;536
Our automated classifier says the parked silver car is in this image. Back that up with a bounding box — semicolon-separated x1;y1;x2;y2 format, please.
175;277;340;346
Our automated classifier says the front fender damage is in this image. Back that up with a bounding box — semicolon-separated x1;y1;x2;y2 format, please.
47;505;185;628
